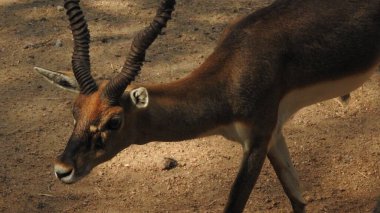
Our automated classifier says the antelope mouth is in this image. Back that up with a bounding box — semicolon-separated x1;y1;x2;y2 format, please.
54;164;76;184
55;169;73;179
54;163;93;184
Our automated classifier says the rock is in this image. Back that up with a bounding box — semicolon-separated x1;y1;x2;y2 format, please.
55;39;63;48
162;157;178;171
37;202;46;209
305;194;314;202
57;6;64;12
23;44;31;49
101;37;109;43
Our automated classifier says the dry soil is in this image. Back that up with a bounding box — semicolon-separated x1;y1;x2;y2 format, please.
0;0;379;212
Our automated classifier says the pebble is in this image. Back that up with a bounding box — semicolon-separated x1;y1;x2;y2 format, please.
23;44;31;49
162;157;178;170
55;39;63;48
57;6;64;12
37;202;45;209
305;194;314;202
101;38;109;43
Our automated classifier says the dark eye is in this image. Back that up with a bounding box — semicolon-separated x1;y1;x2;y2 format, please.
107;117;122;130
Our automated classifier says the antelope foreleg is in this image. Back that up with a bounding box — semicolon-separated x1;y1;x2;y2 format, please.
224;136;268;213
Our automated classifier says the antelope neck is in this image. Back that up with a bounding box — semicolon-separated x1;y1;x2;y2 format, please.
135;67;232;143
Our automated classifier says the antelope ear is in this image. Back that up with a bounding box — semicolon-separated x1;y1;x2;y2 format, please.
130;87;149;108
34;66;79;93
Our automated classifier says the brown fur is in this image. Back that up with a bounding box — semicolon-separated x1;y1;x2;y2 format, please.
52;0;380;212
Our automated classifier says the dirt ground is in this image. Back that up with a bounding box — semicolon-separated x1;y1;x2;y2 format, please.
0;0;379;212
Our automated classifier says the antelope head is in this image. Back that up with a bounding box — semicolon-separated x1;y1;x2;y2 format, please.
37;0;175;184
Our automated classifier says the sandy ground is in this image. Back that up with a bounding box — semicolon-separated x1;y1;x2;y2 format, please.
0;0;379;212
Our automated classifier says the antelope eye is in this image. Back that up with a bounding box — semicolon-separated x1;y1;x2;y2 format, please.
106;117;122;130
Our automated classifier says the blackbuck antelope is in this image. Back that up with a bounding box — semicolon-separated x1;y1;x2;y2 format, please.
35;0;380;212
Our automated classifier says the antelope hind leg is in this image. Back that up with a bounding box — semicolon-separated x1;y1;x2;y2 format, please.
268;129;306;213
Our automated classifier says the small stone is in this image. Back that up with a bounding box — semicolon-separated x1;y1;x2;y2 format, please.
57;6;64;12
305;195;314;202
162;157;178;171
23;44;31;49
101;38;109;43
37;202;46;209
55;39;63;47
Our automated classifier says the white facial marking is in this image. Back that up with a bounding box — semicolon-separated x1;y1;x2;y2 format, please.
89;125;98;133
101;131;108;141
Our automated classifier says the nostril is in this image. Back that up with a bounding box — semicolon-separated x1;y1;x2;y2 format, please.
55;169;73;179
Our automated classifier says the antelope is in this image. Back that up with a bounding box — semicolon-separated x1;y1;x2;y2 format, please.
35;0;380;212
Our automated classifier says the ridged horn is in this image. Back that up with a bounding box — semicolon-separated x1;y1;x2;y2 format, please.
104;0;176;105
64;0;98;95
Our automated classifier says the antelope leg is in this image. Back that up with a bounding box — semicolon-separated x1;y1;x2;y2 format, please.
268;130;306;213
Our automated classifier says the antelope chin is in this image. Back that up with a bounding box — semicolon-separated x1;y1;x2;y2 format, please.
57;169;77;184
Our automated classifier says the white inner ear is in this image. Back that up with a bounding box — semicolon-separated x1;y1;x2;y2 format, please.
130;87;149;108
